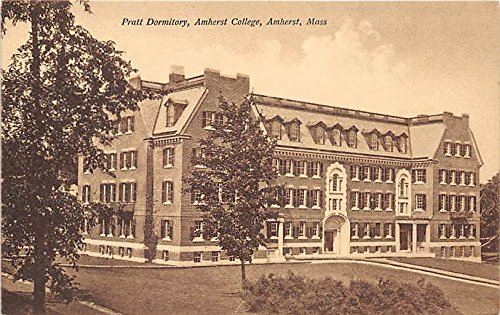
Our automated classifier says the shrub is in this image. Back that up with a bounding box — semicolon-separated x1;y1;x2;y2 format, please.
242;272;459;315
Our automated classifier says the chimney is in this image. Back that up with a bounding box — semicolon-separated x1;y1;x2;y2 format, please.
169;65;185;83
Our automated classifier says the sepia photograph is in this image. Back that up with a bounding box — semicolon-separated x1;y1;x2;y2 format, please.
1;1;499;314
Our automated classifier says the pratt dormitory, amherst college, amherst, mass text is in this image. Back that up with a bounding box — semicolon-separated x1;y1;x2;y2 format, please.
78;66;482;265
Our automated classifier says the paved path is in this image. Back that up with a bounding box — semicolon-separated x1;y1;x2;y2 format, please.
1;273;122;315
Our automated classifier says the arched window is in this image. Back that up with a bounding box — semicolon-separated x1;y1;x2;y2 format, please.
289;123;300;142
347;129;357;148
316;127;325;145
331;129;341;146
399;178;408;197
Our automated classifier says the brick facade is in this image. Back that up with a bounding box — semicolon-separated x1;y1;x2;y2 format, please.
78;66;482;264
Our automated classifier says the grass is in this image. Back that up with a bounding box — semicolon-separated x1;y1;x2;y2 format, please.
388;257;499;281
63;261;500;315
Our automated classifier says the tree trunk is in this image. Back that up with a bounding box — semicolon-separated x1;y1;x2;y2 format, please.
240;258;246;286
33;232;46;314
33;275;46;314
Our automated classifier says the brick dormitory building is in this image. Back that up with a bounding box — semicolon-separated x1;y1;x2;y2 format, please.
78;66;482;265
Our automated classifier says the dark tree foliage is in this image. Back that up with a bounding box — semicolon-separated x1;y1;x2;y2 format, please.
1;1;153;313
480;173;499;251
186;96;283;284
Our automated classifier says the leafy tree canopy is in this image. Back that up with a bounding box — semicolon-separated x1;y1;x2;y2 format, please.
187;96;283;282
480;173;499;250
1;1;156;311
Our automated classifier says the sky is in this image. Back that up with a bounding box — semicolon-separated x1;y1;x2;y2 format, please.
2;1;499;182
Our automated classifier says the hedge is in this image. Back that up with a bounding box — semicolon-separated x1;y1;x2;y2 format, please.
242;272;459;315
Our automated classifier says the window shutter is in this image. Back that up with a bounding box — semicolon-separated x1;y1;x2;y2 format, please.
170;182;174;203
319;163;324;177
162;181;166;203
422;195;427;210
133;151;138;168
100;184;104;202
132;183;137;202
171;148;175;166
293;226;299;238
112;184;116;202
319;226;323;238
130;116;135;132
293;161;299;176
162;149;167;167
350;193;356;208
306;190;312;208
319;191;324;207
131;219;136;237
160;220;166;239
293;189;298;207
307;226;312;238
307;162;313;177
169;220;174;239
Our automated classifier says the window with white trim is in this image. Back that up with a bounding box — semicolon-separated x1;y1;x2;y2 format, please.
438;194;446;212
298;189;307;207
193;252;202;263
384;223;393;238
384;135;393;152
284;221;292;238
211;251;220;262
363;223;370;239
368;133;379;151
444;140;452;156
270;120;282;140
82;185;92;204
162;148;174;167
99;183;116;203
439;169;446;184
350;192;360;210
193;220;204;241
351;223;359;239
449;170;456;185
268;222;278;238
119;218;134;238
347;129;357;148
119;182;137;203
464;143;471;158
316;126;326;145
438;224;446;239
289;123;300;142
120;150;138;170
311;189;320;208
415;194;426;210
350;165;360;181
166;105;175;127
161;181;174;204
298;222;306;238
311;222;320;238
373;167;382;182
454;142;462;157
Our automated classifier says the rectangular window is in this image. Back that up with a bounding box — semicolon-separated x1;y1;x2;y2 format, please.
162;181;174;204
299;189;307;207
268;222;278;238
351;223;359;239
288;123;301;142
449;170;456;185
311;222;320;238
439;224;446;239
415;194;426;210
450;142;456;156
163;148;175;167
82;185;91;203
284;221;292;238
211;251;220;262
374;223;381;238
160;220;173;240
298;222;306;238
193;252;202;263
285;160;293;175
412;169;426;183
444;141;451;155
314;162;323;177
311;190;320;207
464;144;471;158
439;169;446;184
362;192;370;210
350;165;360;180
438;194;446;211
166;105;175;127
454;142;461;157
351;192;360;210
373;167;382;181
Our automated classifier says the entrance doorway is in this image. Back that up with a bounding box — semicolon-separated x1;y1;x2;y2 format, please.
399;224;412;251
323;215;348;255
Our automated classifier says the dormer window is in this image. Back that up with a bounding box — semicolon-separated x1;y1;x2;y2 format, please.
368;133;379;151
165;98;188;127
270;120;282;139
397;134;408;154
331;128;342;146
289;123;300;142
347;129;357;148
316;126;325;145
384;135;393;152
166;105;175;127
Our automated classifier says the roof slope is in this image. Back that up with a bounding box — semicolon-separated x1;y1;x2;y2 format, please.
137;97;163;137
409;123;446;159
153;87;206;135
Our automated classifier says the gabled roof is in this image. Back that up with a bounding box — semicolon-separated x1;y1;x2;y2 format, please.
152;87;206;135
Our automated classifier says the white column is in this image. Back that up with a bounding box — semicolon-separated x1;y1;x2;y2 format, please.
277;214;285;257
395;223;400;252
412;223;417;253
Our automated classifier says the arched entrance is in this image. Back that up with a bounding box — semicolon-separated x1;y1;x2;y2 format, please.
323;214;350;255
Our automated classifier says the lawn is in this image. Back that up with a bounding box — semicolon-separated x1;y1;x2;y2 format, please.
65;261;500;315
388;257;499;281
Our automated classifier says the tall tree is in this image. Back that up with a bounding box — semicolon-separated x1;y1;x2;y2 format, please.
480;173;499;251
187;96;282;285
1;1;150;313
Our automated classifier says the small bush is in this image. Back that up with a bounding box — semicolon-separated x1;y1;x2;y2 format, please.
242;272;459;315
